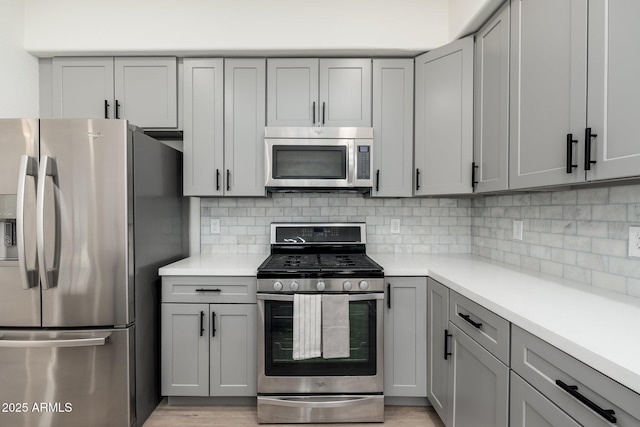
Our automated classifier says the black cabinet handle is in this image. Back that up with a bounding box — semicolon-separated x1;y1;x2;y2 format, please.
416;169;420;191
566;133;578;173
104;100;110;119
472;162;479;188
115;100;121;119
585;127;597;171
215;169;220;191
458;312;482;329
226;169;230;192
195;288;222;293
211;312;217;337
376;170;380;192
556;380;616;423
387;283;391;309
199;311;205;337
312;102;316;124
444;329;452;360
322;102;326;125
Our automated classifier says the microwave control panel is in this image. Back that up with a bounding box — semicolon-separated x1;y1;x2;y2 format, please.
356;145;371;179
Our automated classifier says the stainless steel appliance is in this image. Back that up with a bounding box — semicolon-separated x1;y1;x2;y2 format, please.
257;223;384;424
0;118;187;427
264;127;373;190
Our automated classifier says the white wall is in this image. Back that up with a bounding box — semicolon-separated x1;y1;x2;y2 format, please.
448;0;502;40
24;0;450;57
0;0;39;117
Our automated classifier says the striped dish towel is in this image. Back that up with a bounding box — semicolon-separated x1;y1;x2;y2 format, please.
292;294;321;360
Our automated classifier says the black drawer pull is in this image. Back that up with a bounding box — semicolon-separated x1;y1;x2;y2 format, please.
211;312;217;337
104;100;110;119
387;283;391;309
195;288;222;293
444;329;452;360
115;100;121;119
216;169;220;191
312;102;316;124
226;169;231;192
199;311;205;337
472;162;478;188
376;170;380;192
458;312;482;329
416;169;420;191
566;133;578;173
585;127;597;170
556;380;616;423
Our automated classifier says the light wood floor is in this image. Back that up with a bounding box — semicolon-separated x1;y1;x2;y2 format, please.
143;400;445;427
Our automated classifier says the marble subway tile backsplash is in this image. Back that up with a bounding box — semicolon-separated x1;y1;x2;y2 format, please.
200;193;472;255
472;184;640;297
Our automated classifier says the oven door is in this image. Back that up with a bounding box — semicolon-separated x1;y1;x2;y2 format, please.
265;139;354;188
257;293;383;395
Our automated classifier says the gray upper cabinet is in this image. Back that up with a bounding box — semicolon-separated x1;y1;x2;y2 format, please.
52;57;177;128
586;0;640;181
371;59;414;198
183;58;224;196
427;278;450;421
415;36;474;196
224;59;266;197
474;2;510;193
267;58;371;127
509;0;588;189
384;277;427;397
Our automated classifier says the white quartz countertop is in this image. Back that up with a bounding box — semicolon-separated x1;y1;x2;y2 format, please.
158;252;640;395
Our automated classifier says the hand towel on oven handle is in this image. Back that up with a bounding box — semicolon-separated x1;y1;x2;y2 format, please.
293;294;321;360
321;294;350;359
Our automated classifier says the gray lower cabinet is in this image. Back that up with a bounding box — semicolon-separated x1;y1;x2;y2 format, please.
383;277;427;397
427;277;450;420
52;56;178;128
183;58;266;196
414;36;474;196
473;1;510;193
510;371;580;427
447;323;509;427
371;59;414;198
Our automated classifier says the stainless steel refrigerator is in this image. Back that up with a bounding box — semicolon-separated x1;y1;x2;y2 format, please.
0;118;188;427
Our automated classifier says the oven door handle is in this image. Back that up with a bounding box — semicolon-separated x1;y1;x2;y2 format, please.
257;293;384;302
259;396;382;409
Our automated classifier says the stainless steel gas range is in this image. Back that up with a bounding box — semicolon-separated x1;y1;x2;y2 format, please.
256;223;384;424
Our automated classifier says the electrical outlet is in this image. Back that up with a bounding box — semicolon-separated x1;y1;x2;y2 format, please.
391;218;401;234
513;220;523;241
628;226;640;258
210;218;221;234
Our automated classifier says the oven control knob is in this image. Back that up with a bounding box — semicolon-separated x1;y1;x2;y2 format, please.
343;281;353;291
289;281;299;291
359;280;369;290
273;281;283;291
316;281;326;291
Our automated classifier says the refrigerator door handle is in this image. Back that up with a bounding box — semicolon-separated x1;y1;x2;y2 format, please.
36;155;59;290
0;333;111;348
17;155;38;290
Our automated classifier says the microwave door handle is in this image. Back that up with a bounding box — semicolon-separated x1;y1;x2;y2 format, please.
17;155;38;289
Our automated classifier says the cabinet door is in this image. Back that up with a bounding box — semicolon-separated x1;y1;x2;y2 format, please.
415;37;474;196
183;58;224;196
267;58;319;126
114;57;177;128
319;59;372;127
587;0;640;181
509;0;587;189
372;59;414;197
161;303;209;396
447;324;509;427
209;304;257;396
427;278;449;421
52;57;114;119
383;277;427;397
474;2;510;193
510;372;580;427
224;59;266;197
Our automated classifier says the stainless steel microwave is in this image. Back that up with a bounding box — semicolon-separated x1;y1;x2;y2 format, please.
264;127;373;190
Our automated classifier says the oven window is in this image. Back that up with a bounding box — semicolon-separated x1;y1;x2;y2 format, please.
272;146;346;180
264;300;376;376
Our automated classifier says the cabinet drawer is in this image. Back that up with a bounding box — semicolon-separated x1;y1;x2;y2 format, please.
512;325;640;426
162;276;257;304
449;290;510;365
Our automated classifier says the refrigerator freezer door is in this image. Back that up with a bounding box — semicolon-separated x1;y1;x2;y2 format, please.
0;119;40;327
39;119;132;327
0;328;134;427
